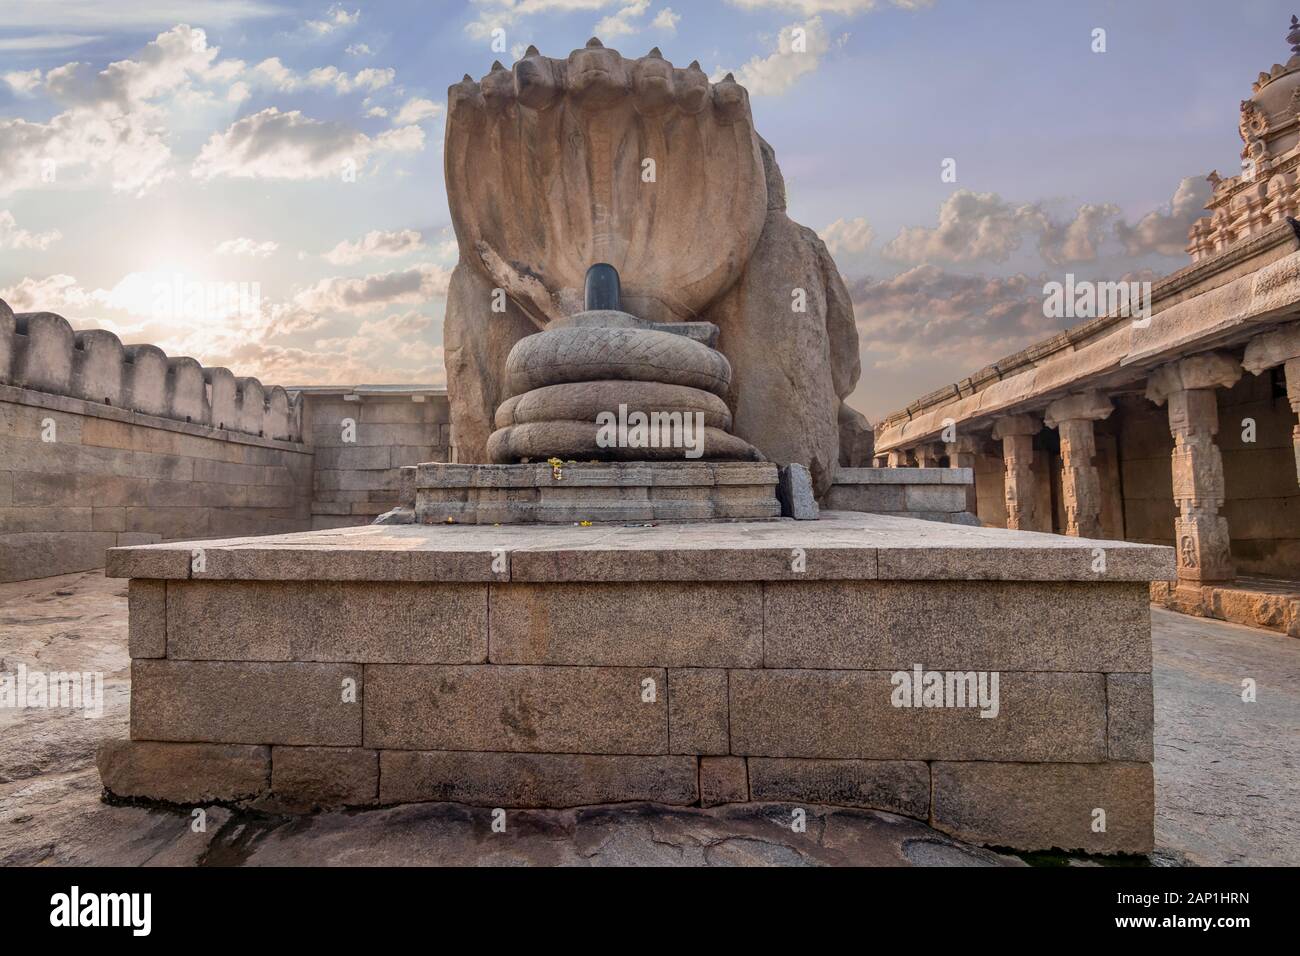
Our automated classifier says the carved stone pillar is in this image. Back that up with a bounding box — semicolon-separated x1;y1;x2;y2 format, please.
1044;391;1113;538
914;443;943;467
1146;353;1242;582
991;414;1042;532
1243;324;1300;484
885;449;914;468
944;435;980;514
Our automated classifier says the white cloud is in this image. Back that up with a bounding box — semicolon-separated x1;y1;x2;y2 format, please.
253;57;395;95
2;70;43;95
883;187;1192;266
305;4;360;36
651;7;680;30
394;97;444;124
0;211;62;251
366;106;389;118
215;237;279;258
1115;176;1212;258
0;269;447;389
0;1;281;29
714;17;831;95
595;0;651;38
192;108;424;181
346;43;373;56
42;24;234;111
324;229;424;265
1040;202;1121;265
293;263;452;314
306;65;395;94
821;216;874;255
0;106;173;196
0;25;271;195
726;0;933;12
0;34;102;52
849;265;1049;370
883;190;1051;264
465;0;614;41
356;309;433;340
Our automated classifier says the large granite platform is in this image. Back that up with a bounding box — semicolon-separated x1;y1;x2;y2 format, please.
100;512;1175;854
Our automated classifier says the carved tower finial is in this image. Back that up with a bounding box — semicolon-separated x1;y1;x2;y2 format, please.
1288;14;1300;55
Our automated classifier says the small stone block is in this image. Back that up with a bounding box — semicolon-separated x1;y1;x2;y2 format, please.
748;757;931;819
1107;673;1155;761
364;664;668;754
96;740;269;804
130;660;362;746
699;756;748;807
127;579;166;658
668;668;729;755
777;463;818;520
379;751;699;807
271;746;378;810
931;761;1154;854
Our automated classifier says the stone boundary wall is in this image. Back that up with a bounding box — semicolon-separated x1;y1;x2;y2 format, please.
0;300;302;442
0;384;314;583
297;388;452;530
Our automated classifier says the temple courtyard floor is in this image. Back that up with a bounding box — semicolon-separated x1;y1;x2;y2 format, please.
1;570;1296;867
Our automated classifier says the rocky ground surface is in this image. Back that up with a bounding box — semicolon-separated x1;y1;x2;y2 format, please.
1;572;1295;866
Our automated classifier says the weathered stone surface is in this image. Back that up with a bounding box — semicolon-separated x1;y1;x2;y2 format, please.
707;144;855;497
379;751;698;808
443;46;858;491
166;580;487;663
490;582;761;667
668;668;729;755
130;660;362;746
364;664;667;753
834;467;973;485
931;761;1154;854
496;379;732;429
127;579;166;658
486;419;761;463
748;758;930;819
96;740;269;803
104;513;1175;584
901;484;966;513
1108;673;1155;761
699;756;748;807
446;46;767;329
729;670;1106;761
418;460;780;524
1145;352;1243;404
777;463;818;519
764;580;1151;671
838;404;875;468
271;746;377;810
505;326;733;398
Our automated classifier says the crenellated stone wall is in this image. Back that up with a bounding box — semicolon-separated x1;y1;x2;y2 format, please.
0;300;302;441
0;298;455;581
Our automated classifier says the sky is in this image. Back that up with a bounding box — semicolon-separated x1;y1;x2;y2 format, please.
0;0;1294;422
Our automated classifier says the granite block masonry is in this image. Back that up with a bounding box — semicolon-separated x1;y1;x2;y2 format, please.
100;512;1174;855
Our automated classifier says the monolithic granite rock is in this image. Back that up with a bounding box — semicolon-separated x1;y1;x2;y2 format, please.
443;41;864;495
